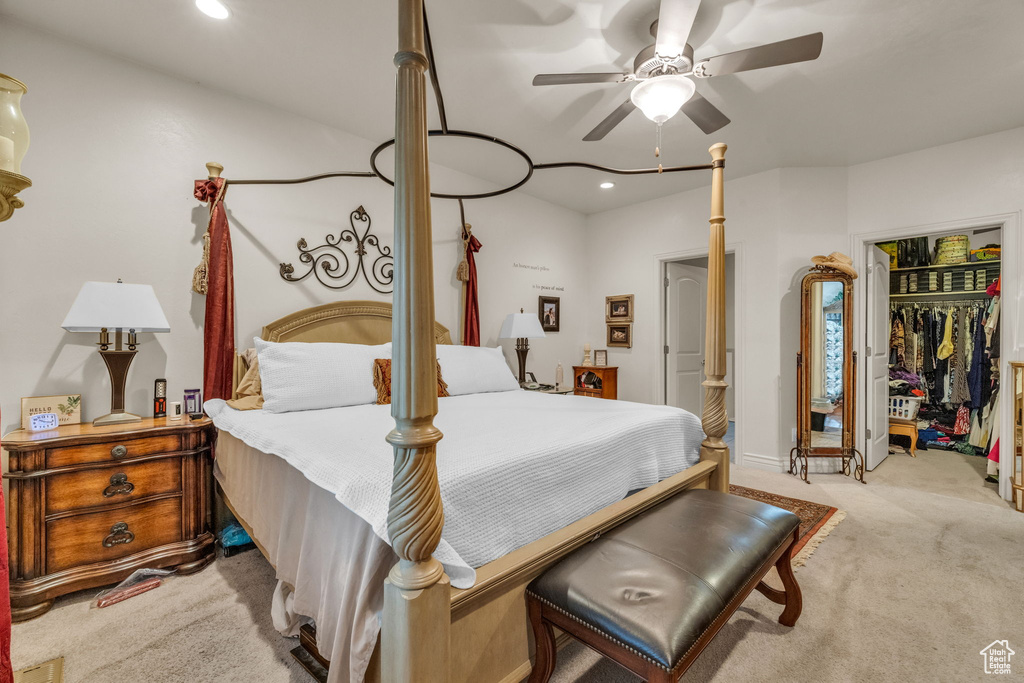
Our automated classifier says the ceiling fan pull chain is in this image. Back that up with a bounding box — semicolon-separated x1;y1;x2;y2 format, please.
655;122;662;158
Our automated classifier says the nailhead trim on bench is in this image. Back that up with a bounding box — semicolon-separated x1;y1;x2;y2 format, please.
526;591;674;672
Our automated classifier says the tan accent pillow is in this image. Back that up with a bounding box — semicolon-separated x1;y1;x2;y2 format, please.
373;359;449;405
226;357;265;411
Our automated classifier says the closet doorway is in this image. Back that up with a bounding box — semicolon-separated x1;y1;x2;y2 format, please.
856;217;1015;505
663;253;737;458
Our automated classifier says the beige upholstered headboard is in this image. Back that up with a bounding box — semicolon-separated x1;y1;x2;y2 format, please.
232;300;452;396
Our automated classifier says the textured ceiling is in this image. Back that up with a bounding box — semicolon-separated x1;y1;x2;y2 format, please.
3;0;1024;214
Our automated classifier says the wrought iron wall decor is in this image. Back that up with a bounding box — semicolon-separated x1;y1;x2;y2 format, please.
279;205;394;293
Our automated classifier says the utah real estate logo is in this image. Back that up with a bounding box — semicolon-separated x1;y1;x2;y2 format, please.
980;640;1014;675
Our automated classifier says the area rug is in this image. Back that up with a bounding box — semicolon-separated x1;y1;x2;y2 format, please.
729;485;845;568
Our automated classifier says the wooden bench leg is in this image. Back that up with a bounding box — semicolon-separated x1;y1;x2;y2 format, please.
527;596;557;683
776;529;803;627
753;529;803;627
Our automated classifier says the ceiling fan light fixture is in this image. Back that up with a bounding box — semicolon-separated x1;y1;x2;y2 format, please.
629;75;695;124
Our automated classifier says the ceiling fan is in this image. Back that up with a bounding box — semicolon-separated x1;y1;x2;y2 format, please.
532;0;824;141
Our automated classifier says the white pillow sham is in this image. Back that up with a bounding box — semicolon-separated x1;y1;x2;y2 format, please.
255;337;391;413
435;345;521;396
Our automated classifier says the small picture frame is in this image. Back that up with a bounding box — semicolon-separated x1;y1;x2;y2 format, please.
594;349;608;366
606;294;634;323
538;295;560;332
607;324;632;348
21;394;82;430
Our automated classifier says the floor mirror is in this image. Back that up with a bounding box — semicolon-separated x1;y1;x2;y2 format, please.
790;254;865;483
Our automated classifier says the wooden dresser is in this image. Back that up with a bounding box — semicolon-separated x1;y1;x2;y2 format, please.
2;417;216;621
573;366;618;400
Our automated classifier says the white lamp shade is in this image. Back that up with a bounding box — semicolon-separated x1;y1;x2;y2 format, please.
630;75;696;124
499;312;546;340
61;281;170;333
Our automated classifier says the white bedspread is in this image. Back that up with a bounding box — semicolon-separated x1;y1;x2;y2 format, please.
206;390;703;589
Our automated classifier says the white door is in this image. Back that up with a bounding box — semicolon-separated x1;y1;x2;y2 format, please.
865;246;891;470
666;262;706;415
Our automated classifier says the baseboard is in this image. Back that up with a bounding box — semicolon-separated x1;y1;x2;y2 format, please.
741;452;787;472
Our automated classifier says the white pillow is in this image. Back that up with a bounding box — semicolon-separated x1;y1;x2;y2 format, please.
255;337;391;413
435;345;520;396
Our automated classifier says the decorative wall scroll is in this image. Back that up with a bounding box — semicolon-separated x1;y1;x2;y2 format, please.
280;205;394;293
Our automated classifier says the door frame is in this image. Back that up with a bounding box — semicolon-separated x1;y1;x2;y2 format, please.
850;212;1020;502
656;243;744;468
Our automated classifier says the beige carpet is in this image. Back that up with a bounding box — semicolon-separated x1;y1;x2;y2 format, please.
13;450;1023;682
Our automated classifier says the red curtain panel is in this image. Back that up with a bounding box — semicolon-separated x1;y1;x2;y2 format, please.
463;227;482;346
194;179;235;402
0;413;10;683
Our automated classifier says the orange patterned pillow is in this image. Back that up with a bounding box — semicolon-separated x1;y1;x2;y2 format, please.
373;359;450;405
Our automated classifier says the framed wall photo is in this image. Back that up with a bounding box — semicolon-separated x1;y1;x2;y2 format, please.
594;349;608;366
21;394;82;430
606;294;634;323
538;295;560;332
607;324;632;348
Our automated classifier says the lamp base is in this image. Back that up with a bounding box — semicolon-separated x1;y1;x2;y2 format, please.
93;411;143;427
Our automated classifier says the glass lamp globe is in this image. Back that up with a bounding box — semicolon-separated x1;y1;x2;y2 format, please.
0;73;29;175
630;75;696;124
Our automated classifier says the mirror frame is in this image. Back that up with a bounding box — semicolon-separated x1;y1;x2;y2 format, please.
792;263;864;483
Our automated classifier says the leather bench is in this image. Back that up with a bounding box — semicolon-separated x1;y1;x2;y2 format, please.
526;489;803;683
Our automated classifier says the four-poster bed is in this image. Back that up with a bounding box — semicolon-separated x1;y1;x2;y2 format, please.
196;1;731;681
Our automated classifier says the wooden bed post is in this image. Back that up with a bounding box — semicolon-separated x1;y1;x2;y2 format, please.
701;142;730;493
382;0;451;681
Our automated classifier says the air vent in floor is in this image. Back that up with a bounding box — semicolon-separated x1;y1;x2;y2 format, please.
13;656;64;683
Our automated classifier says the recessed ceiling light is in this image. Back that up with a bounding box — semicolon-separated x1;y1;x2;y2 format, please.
600;182;615;189
196;0;230;19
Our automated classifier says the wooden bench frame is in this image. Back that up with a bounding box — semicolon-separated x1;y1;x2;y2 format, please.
526;526;803;683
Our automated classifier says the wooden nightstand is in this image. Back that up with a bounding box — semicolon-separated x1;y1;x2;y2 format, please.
573;366;618;400
2;417;216;621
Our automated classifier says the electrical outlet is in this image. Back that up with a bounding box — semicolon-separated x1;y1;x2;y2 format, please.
792;427;797;443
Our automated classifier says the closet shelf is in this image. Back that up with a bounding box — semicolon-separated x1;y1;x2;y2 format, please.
890;260;1000;272
890;290;993;299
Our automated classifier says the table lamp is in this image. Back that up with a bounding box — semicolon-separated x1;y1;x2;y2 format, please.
61;280;170;426
499;308;546;385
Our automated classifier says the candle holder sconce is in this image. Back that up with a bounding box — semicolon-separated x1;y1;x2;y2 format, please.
0;73;30;222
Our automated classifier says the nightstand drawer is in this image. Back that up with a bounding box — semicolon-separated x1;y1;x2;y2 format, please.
46;497;183;574
46;434;180;469
45;459;183;516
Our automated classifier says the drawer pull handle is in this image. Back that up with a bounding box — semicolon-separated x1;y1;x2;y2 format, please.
103;473;135;498
103;522;135;548
110;444;128;459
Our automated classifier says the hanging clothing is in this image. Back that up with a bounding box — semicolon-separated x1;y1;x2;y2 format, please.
951;308;971;405
936;311;954;359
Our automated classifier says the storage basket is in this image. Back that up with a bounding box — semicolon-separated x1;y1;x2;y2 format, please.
888;396;921;420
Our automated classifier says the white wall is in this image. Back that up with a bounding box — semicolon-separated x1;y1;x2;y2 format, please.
0;23;588;433
585;128;1024;473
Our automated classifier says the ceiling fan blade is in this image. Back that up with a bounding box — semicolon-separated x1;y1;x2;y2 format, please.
533;73;629;86
655;0;701;59
694;32;823;78
681;91;730;134
583;99;636;141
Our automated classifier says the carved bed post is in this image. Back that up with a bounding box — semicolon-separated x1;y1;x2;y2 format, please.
701;143;730;493
382;0;451;681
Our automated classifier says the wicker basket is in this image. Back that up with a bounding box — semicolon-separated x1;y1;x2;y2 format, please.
888;396;921;420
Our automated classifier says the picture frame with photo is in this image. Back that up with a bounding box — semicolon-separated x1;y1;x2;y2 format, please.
605;294;634;323
538;295;560;332
607;324;632;348
594;349;608;366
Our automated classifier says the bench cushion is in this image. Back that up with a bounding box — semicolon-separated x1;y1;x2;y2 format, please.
527;489;800;672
